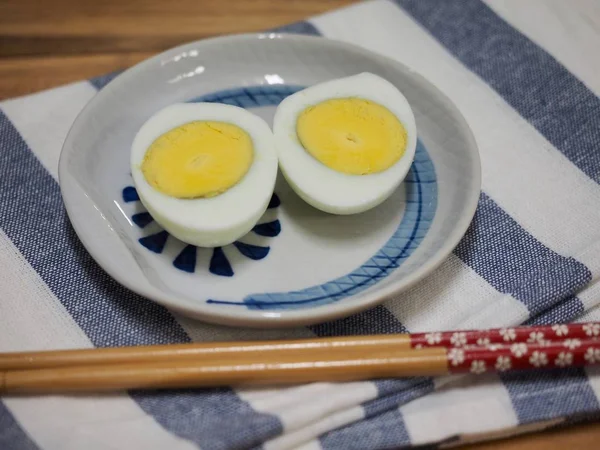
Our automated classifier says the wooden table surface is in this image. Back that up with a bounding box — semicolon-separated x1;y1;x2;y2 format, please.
1;0;598;448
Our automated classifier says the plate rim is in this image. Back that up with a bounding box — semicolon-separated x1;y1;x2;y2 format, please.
59;32;481;328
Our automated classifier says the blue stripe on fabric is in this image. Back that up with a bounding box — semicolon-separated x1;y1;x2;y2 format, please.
0;111;281;450
525;295;585;326
89;71;122;90
270;20;321;36
89;20;320;91
395;0;600;184
320;408;414;450
365;378;434;417
0;402;39;450
455;193;592;315
319;379;434;450
501;368;600;423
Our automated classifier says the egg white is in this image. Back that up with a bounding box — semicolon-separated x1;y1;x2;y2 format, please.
130;103;278;247
273;72;417;215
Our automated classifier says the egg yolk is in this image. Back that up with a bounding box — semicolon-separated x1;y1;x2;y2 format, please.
296;98;407;175
141;121;253;198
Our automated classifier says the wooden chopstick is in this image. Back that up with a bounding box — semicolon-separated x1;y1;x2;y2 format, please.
0;335;413;371
2;322;596;372
3;339;600;394
1;347;449;394
2;323;599;394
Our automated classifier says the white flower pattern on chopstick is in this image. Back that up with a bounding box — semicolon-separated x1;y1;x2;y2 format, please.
584;348;600;364
552;324;569;337
529;351;548;367
448;348;465;366
527;331;545;344
450;332;467;347
563;339;581;350
425;332;442;345
583;323;600;337
499;328;516;342
555;352;573;367
470;360;486;374
510;343;528;358
476;337;491;347
495;356;512;371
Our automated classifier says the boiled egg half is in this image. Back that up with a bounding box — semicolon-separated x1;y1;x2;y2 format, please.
273;72;417;214
131;103;278;247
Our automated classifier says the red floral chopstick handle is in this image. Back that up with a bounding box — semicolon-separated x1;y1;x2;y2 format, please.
444;339;600;374
410;323;600;349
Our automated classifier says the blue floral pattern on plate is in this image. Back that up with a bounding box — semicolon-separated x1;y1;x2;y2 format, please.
123;186;281;277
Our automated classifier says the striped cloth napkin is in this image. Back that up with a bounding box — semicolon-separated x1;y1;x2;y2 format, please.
2;0;600;448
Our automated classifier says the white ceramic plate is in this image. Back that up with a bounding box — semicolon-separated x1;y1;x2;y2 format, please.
59;33;481;328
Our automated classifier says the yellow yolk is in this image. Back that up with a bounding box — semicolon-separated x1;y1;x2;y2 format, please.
141;121;253;198
296;98;407;175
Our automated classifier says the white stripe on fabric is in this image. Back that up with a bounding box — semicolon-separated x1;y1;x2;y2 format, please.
264;406;365;450
577;307;600;323
585;366;600;406
456;295;529;330
0;230;89;352
295;441;323;450
238;382;377;432
487;0;600;96
383;254;528;331
400;373;518;446
0;229;197;450
0;82;96;180
575;281;600;321
311;0;600;270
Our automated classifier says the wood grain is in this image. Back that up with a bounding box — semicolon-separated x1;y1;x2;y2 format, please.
0;0;355;99
0;334;413;371
2;348;450;394
0;0;599;446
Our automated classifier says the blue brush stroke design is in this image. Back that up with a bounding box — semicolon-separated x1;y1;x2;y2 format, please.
132;85;435;298
210;247;234;277
173;245;197;273
268;193;281;209
131;212;153;228
139;231;169;253
233;242;270;260
190;85;305;106
122;186;139;202
207;139;437;309
253;220;281;237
